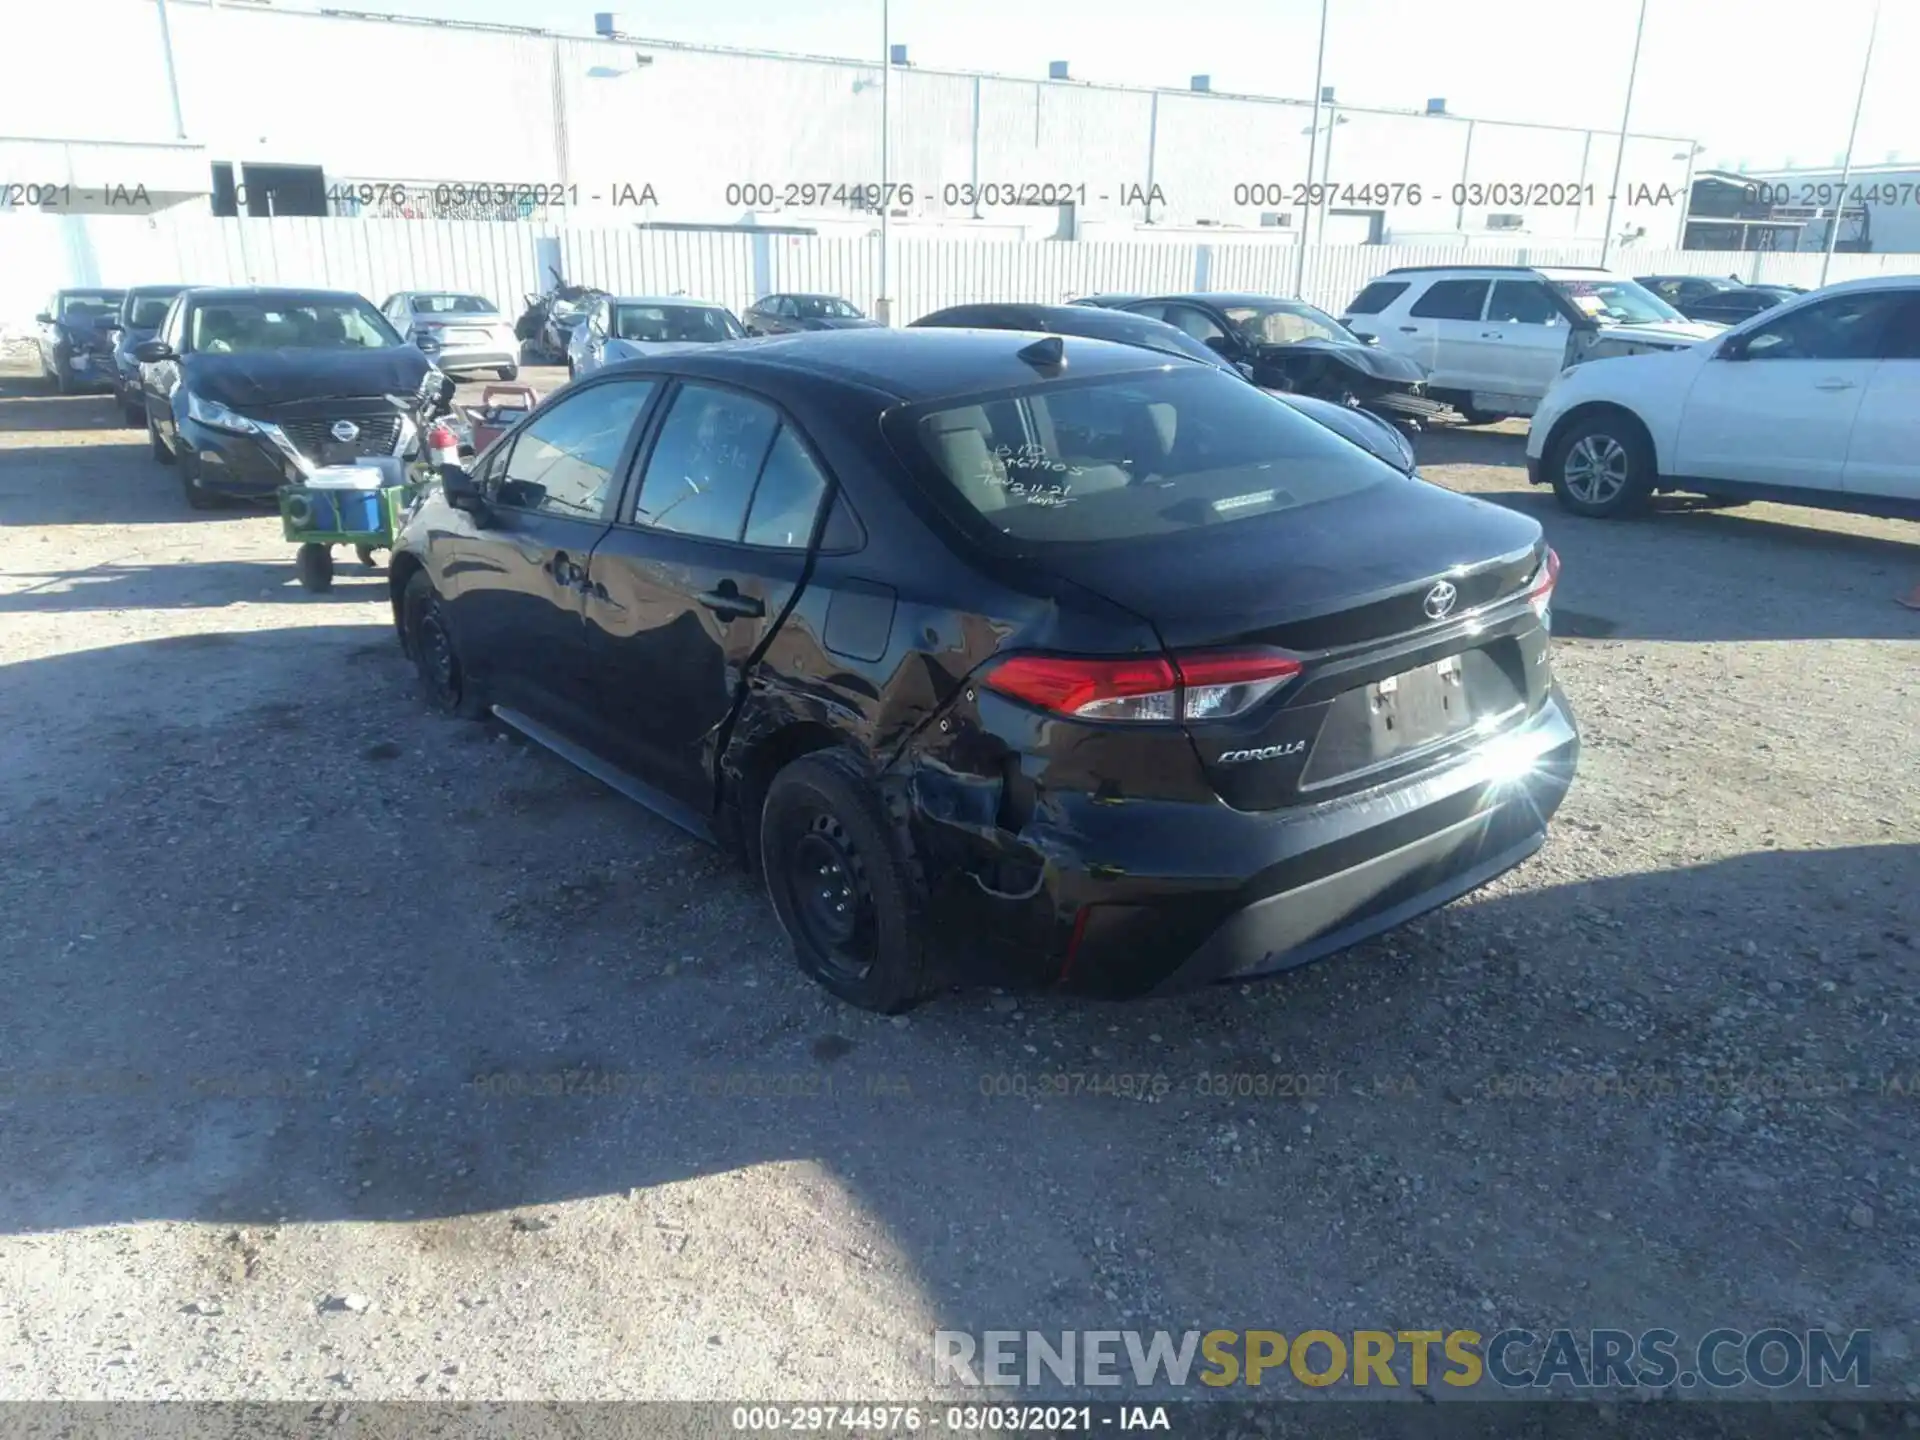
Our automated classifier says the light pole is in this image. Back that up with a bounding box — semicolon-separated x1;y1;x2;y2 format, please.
1598;0;1648;269
1293;0;1329;300
878;0;891;325
1821;0;1881;286
154;0;188;140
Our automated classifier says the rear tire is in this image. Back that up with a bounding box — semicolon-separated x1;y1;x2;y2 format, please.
496;364;518;382
402;569;486;718
760;749;932;1014
1550;412;1656;519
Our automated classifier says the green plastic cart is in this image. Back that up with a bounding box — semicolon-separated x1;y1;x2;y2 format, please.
277;472;418;593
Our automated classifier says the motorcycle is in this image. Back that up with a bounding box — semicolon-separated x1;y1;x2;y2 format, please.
513;270;610;364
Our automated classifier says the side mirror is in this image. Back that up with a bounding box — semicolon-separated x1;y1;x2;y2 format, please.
1717;335;1750;362
439;463;492;523
133;339;174;363
35;312;53;325
1203;335;1236;357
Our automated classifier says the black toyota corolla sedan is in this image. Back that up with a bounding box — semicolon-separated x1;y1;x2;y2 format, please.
389;329;1578;1011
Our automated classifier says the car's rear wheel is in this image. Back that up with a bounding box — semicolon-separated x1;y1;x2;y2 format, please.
496;365;518;382
1551;412;1655;519
760;749;931;1013
402;569;486;718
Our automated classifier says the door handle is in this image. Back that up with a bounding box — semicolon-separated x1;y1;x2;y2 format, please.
1480;331;1503;339
1814;378;1857;391
1398;325;1418;333
696;583;765;620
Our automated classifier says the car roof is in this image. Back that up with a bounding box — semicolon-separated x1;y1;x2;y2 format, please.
399;289;494;300
177;286;371;304
916;301;1223;348
59;287;124;295
1133;292;1306;308
597;326;1178;402
758;292;848;301
609;295;730;308
124;283;189;295
1793;273;1920;294
1378;264;1616;278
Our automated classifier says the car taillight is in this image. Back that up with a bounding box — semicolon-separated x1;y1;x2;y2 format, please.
983;650;1302;723
426;422;461;467
1528;546;1560;622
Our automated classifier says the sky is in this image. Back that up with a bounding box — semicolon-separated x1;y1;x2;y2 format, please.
316;0;1913;171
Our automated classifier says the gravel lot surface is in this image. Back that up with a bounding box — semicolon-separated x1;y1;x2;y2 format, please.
1;354;1916;1409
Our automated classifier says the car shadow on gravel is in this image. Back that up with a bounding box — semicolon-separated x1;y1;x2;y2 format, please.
2;629;1916;1371
0;442;279;526
0;376;126;431
0;558;392;611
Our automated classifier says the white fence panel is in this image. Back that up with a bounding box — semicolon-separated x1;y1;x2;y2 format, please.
8;209;1920;339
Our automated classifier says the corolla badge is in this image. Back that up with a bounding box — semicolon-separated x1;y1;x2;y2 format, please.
1217;740;1307;765
1423;581;1459;620
330;420;361;443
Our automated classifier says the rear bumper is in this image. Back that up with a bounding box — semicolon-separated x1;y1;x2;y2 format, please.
916;688;1579;999
423;344;518;372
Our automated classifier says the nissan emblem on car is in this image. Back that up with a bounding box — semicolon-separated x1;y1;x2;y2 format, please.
330;420;360;443
1423;581;1459;620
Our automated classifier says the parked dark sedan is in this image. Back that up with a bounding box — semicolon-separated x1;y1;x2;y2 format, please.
136;286;447;508
910;301;1418;473
35;288;125;394
1634;274;1744;310
102;284;192;426
389;329;1578;1011
742;293;880;335
1111;292;1442;423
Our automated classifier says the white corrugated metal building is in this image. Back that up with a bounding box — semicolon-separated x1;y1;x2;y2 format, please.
2;0;1700;245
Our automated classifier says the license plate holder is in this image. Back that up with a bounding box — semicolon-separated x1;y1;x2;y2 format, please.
1366;654;1472;752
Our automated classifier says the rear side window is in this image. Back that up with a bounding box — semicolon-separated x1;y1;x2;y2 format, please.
886;364;1396;548
743;428;829;548
1345;280;1410;315
1409;279;1490;320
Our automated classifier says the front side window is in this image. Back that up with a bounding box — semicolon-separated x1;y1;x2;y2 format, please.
886;363;1396;548
1486;281;1563;326
1409;280;1489;321
189;297;399;353
495;379;656;519
1738;291;1911;362
1159;305;1230;345
632;385;781;539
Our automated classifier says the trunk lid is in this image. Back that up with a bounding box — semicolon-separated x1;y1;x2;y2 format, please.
1032;480;1550;810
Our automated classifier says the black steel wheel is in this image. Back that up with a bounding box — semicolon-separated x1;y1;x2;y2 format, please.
295;543;334;592
759;749;932;1013
402;569;485;717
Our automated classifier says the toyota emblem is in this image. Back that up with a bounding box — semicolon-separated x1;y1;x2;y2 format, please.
330;420;360;443
1423;581;1459;620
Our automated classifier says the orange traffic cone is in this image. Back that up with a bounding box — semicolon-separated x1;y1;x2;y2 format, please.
1900;581;1920;611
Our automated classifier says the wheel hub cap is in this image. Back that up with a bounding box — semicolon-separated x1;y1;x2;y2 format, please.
1565;434;1629;504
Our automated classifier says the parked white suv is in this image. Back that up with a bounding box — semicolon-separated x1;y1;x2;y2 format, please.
1341;265;1723;425
1526;275;1920;520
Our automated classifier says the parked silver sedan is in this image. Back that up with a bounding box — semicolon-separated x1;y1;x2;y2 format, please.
567;295;748;379
379;291;520;379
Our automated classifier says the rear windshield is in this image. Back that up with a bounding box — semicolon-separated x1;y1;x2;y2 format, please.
413;293;496;315
885;364;1396;548
612;304;746;343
